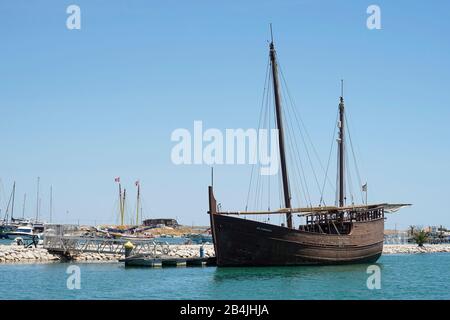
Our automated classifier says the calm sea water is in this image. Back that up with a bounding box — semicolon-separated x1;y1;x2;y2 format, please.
0;253;449;300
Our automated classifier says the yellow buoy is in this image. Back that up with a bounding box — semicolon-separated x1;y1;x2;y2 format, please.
124;241;135;250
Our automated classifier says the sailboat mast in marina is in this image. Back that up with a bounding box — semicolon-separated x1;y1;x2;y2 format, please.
208;30;411;267
135;180;140;225
115;177;125;226
36;177;40;222
11;181;16;222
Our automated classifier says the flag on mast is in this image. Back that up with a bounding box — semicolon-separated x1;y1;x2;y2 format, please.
115;177;120;183
362;183;367;192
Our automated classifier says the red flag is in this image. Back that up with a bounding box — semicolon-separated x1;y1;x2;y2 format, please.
115;177;120;183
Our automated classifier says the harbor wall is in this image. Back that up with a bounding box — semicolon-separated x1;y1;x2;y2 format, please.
1;244;450;264
0;244;215;264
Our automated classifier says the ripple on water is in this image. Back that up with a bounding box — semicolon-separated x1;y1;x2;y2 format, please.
0;254;449;299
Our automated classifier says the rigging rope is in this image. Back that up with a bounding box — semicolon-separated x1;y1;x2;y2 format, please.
320;110;339;206
245;57;270;212
282;83;323;201
278;63;335;192
282;97;312;207
345;112;365;204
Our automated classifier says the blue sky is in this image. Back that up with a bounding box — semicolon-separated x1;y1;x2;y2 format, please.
0;0;449;229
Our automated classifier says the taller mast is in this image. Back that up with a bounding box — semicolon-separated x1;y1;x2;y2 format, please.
269;26;292;228
338;80;346;207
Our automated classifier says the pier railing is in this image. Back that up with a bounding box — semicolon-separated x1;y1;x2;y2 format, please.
43;235;169;256
42;224;169;256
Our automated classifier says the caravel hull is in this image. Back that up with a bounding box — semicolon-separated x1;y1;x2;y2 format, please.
210;213;384;267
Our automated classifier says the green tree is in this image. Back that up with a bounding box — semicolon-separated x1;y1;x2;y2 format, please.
412;230;429;247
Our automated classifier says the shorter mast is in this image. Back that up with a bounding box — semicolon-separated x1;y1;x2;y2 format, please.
116;177;124;226
135;180;140;225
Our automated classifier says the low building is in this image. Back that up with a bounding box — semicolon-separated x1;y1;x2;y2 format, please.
143;218;178;228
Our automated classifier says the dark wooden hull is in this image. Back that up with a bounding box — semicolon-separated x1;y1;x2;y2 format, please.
210;213;384;267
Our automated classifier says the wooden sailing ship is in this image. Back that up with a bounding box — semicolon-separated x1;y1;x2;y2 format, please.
208;32;410;267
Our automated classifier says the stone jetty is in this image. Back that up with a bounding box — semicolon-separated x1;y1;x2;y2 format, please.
382;244;450;254
0;245;61;263
2;243;450;264
0;243;215;264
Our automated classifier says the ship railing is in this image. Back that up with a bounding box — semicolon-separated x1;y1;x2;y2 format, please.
305;208;384;225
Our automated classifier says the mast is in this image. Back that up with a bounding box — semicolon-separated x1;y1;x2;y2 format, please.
135;181;140;225
36;177;40;221
49;185;53;223
22;193;26;218
122;189;126;226
338;80;345;207
269;25;293;228
116;177;123;226
4;187;13;223
38;198;41;222
11;181;16;221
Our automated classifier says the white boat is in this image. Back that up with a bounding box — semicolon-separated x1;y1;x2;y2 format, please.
6;225;38;240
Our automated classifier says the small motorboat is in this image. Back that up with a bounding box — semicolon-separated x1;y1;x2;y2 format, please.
6;225;39;241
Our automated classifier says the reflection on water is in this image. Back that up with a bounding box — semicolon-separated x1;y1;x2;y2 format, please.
0;253;448;299
208;263;388;300
212;263;385;282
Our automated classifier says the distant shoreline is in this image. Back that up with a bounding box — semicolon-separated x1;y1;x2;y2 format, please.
383;244;450;254
2;243;450;265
